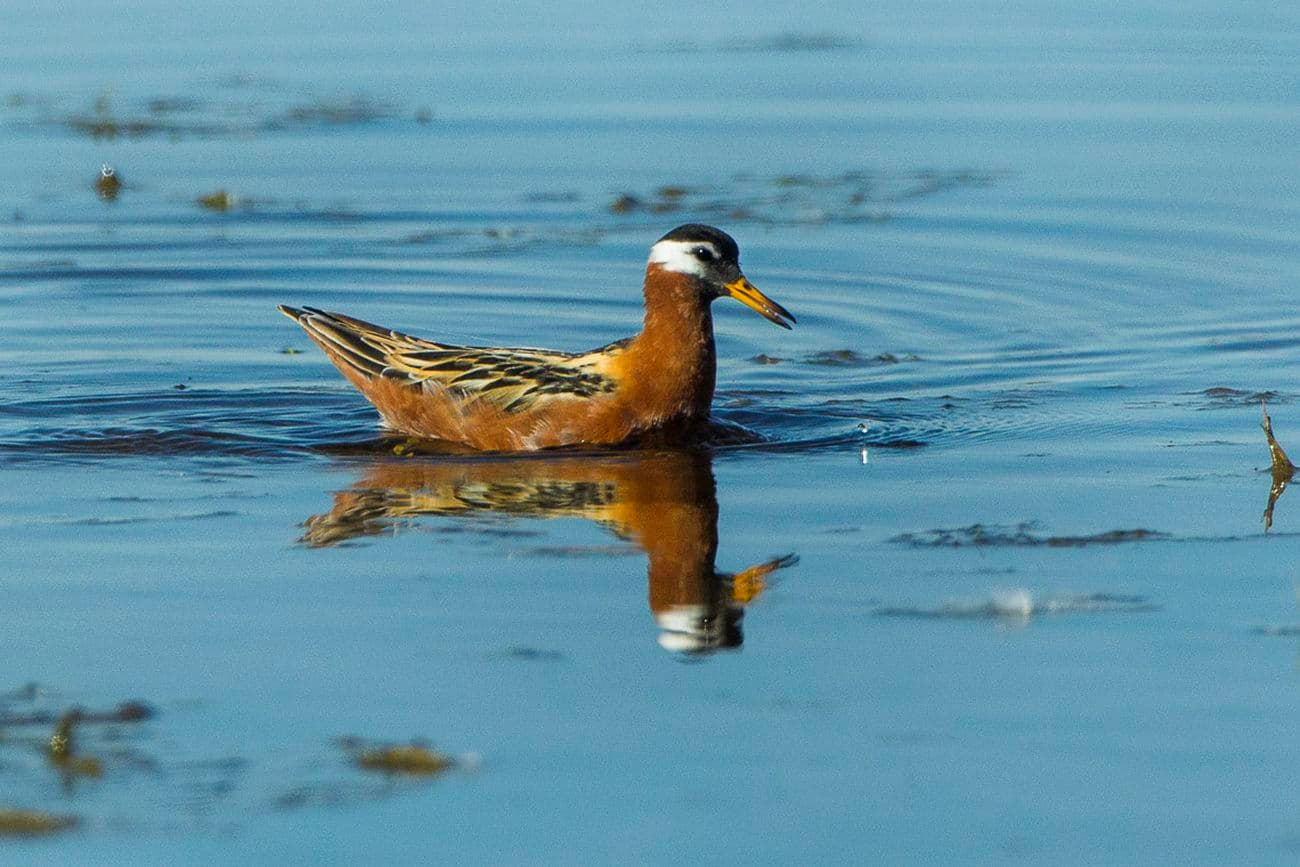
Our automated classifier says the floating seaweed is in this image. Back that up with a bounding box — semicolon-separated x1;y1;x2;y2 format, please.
802;349;920;367
47;710;103;778
268;95;397;128
891;522;1169;548
274;739;473;810
146;97;202;114
0;695;156;813
94;164;121;201
1262;400;1296;531
0;699;154;727
503;646;565;662
68;116;183;139
1193;386;1287;409
15;87;421;141
605;169;1001;227
608;194;641;214
0;809;79;837
197;189;242;212
342;739;455;777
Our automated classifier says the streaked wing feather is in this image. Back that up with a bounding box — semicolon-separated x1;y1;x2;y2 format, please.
287;307;625;413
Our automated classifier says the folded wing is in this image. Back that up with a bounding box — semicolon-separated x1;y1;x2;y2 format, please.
279;305;625;414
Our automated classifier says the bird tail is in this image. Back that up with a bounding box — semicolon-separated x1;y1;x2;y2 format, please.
277;305;390;381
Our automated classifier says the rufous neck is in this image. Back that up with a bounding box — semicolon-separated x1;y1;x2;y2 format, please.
640;264;715;350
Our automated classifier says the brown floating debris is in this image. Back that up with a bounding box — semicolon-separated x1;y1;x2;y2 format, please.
1262;400;1295;475
608;194;641;214
38;84;422;140
806;349;870;366
197;189;236;211
70;118;159;139
352;742;454;776
1199;386;1283;408
0;809;79;837
47;711;75;761
47;710;104;778
606;170;1001;226
1262;400;1296;531
337;736;461;777
147;97;200;114
0;700;154;728
113;700;153;721
94;164;121;201
275;96;393;126
892;523;1169;548
504;646;564;661
802;349;919;367
53;755;103;778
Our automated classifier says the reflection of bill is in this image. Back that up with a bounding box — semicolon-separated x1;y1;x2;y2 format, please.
298;450;797;654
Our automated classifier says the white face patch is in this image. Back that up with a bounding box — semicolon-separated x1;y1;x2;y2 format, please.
647;239;720;277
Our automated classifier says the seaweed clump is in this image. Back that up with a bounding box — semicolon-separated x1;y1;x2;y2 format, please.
94;164;122;201
340;738;455;777
47;710;104;778
606;169;1002;225
0;809;79;837
891;523;1169;548
1262;401;1296;531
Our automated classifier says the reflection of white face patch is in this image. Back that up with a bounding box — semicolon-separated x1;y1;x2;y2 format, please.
647;239;719;276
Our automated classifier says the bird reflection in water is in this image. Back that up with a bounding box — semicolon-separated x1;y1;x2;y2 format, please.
298;449;797;654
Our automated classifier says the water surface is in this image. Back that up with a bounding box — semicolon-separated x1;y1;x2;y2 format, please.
4;1;1300;863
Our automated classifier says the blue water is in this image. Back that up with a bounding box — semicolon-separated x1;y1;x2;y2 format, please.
4;1;1300;863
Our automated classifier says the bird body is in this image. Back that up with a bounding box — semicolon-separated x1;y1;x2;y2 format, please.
279;224;794;451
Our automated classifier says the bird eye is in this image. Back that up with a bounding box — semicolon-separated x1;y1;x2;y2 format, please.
692;247;716;262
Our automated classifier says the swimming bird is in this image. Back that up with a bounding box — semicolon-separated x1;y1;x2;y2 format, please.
278;224;794;451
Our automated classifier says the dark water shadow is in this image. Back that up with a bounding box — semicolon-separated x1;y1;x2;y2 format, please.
297;449;797;655
891;523;1169;548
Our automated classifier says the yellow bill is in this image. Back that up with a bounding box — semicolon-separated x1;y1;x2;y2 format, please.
722;277;796;329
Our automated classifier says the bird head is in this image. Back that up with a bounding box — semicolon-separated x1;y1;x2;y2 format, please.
647;224;796;329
